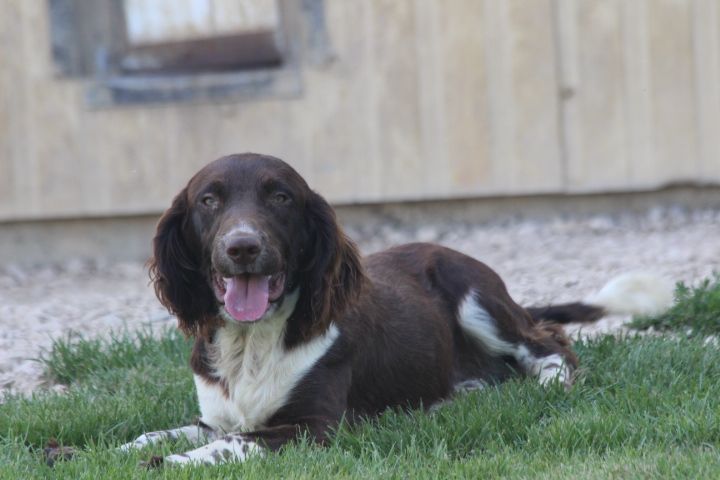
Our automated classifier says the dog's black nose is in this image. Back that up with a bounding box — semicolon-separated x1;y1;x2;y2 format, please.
225;234;262;264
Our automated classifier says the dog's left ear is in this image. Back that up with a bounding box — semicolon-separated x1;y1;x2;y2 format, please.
290;191;365;343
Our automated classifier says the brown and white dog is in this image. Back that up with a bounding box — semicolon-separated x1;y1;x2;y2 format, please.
120;153;670;465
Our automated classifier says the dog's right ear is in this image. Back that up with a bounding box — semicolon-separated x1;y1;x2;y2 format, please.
149;188;216;335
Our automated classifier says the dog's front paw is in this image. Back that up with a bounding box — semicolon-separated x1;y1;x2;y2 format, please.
118;431;163;452
162;436;262;466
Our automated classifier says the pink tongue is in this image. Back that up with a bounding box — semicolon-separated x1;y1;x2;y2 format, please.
223;275;270;322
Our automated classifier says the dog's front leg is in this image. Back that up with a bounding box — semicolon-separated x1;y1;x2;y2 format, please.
162;419;334;466
118;422;217;452
163;433;261;465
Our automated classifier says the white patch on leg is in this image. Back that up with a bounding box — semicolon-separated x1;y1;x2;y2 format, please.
458;292;572;388
118;425;214;452
515;346;570;387
457;292;515;356
165;437;262;465
453;379;488;393
534;354;569;386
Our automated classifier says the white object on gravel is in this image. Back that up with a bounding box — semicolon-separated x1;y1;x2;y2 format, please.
585;272;675;316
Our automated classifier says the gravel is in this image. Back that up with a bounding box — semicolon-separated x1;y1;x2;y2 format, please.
1;207;718;396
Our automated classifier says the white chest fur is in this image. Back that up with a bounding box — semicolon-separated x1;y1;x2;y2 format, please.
194;292;339;433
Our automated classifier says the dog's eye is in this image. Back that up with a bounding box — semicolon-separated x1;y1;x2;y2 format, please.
271;191;291;205
200;194;219;208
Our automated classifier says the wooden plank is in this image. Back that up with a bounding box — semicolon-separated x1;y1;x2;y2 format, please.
13;0;43;217
692;0;720;182
554;0;580;190
356;0;383;201
291;0;381;202
504;0;563;192
563;0;630;192
20;0;102;217
438;0;491;193
413;0;450;197
621;0;655;187
483;0;517;192
0;1;26;217
646;0;700;184
370;0;424;200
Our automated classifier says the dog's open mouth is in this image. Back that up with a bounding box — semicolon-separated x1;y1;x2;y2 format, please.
213;272;285;322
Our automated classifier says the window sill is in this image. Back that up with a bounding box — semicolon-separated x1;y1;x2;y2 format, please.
85;64;302;108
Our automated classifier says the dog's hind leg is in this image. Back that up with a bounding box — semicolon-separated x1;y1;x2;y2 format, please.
511;322;575;388
457;291;576;388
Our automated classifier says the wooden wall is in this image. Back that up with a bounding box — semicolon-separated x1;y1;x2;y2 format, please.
1;0;719;222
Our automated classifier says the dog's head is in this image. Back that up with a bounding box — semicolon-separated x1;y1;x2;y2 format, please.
150;153;364;343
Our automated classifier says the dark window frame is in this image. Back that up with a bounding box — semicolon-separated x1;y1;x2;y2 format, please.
48;0;332;107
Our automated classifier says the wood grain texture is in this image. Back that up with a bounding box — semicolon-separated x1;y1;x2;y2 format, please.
1;0;718;222
647;0;700;185
692;0;720;181
564;0;629;191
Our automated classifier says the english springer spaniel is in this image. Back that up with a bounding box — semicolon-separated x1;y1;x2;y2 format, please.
120;153;669;465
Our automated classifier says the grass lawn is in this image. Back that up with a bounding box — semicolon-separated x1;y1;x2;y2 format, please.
2;278;719;479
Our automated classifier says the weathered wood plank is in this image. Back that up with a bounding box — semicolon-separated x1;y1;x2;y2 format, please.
622;0;655;188
563;0;630;192
503;0;562;192
439;0;491;193
646;0;700;184
297;0;382;202
414;0;450;198
0;1;26;218
370;0;424;201
692;0;720;182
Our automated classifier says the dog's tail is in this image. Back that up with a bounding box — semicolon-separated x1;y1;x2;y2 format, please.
526;272;674;324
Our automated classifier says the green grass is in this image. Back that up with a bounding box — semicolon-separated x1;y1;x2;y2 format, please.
2;277;720;479
1;329;720;479
631;273;720;337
